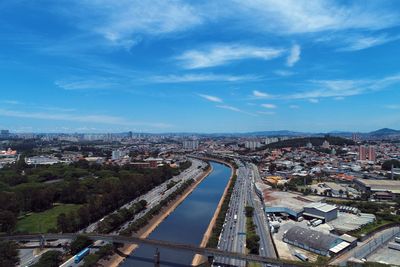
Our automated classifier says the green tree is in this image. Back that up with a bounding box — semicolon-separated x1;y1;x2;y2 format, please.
32;250;63;267
382;159;400;171
0;210;17;233
0;241;19;267
69;235;92;255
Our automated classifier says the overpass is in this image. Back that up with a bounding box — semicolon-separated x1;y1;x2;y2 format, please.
0;233;311;266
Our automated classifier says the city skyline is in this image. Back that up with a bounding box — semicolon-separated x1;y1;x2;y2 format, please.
1;1;400;133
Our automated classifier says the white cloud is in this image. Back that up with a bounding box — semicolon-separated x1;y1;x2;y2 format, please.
274;70;295;76
261;103;276;109
233;0;400;34
198;94;223;103
287;74;400;100
309;98;319;103
385;104;400;110
66;0;203;48
1;100;21;105
216;105;256;116
177;44;284;69
252;90;272;98
289;105;299;109
338;34;400;51
216;105;241;112
0;108;171;128
257;111;275;115
287;44;301;67
150;73;259;83
55;78;118;90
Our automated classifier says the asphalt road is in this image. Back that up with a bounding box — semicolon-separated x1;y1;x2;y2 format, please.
55;158;206;267
213;160;277;267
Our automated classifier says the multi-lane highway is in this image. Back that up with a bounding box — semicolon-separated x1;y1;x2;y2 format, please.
214;160;248;266
213;160;276;267
249;163;277;259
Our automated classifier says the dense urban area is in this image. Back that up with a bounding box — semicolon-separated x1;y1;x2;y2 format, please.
0;128;399;267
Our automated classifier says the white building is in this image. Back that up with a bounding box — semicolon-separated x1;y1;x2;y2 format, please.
112;150;129;160
183;140;199;150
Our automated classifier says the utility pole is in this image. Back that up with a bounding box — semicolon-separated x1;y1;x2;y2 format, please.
154;248;160;267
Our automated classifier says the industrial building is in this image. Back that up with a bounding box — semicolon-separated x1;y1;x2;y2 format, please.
283;226;351;256
354;178;400;199
303;202;338;222
263;190;324;219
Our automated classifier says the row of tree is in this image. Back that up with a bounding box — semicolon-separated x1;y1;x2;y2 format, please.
0;158;182;233
207;173;237;248
120;178;195;236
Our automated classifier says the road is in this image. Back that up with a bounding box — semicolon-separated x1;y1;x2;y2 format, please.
20;158;206;267
213;160;247;267
82;158;206;234
213;160;277;267
8;234;293;266
249;163;277;259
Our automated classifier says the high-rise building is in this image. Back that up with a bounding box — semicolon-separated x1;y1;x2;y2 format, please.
359;145;376;162
245;140;261;150
352;133;359;142
359;145;367;161
183;140;199;150
368;146;376;162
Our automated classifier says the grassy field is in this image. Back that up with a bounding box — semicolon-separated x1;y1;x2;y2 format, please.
16;204;81;233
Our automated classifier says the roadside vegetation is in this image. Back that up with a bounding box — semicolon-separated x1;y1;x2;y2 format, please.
120;178;195;236
96;200;147;234
0;240;19;267
244;206;260;255
207;170;237;248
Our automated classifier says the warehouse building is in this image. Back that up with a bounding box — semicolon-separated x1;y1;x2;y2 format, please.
263;190;324;219
354;178;400;200
303;202;338;222
283;226;351;256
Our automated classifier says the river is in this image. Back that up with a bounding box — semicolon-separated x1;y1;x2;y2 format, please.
120;161;231;267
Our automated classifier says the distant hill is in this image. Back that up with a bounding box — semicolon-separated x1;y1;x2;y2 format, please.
368;128;400;136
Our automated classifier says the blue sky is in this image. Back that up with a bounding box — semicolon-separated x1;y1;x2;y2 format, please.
0;0;400;133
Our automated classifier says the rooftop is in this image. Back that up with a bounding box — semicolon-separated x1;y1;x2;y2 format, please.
263;190;324;213
283;226;339;251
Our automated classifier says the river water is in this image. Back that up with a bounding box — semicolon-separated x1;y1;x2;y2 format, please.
120;161;231;267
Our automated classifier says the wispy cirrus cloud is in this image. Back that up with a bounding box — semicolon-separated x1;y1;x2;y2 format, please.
0;108;171;128
251;74;400;101
176;44;285;69
252;90;272;98
385;104;400;110
198;94;223;103
261;103;277;109
55;78;119;90
233;0;400;34
62;0;203;49
287;44;301;67
216;105;256;116
150;73;259;83
339;34;400;51
274;70;295;76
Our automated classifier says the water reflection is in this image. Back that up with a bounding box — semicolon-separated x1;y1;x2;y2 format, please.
121;162;231;267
